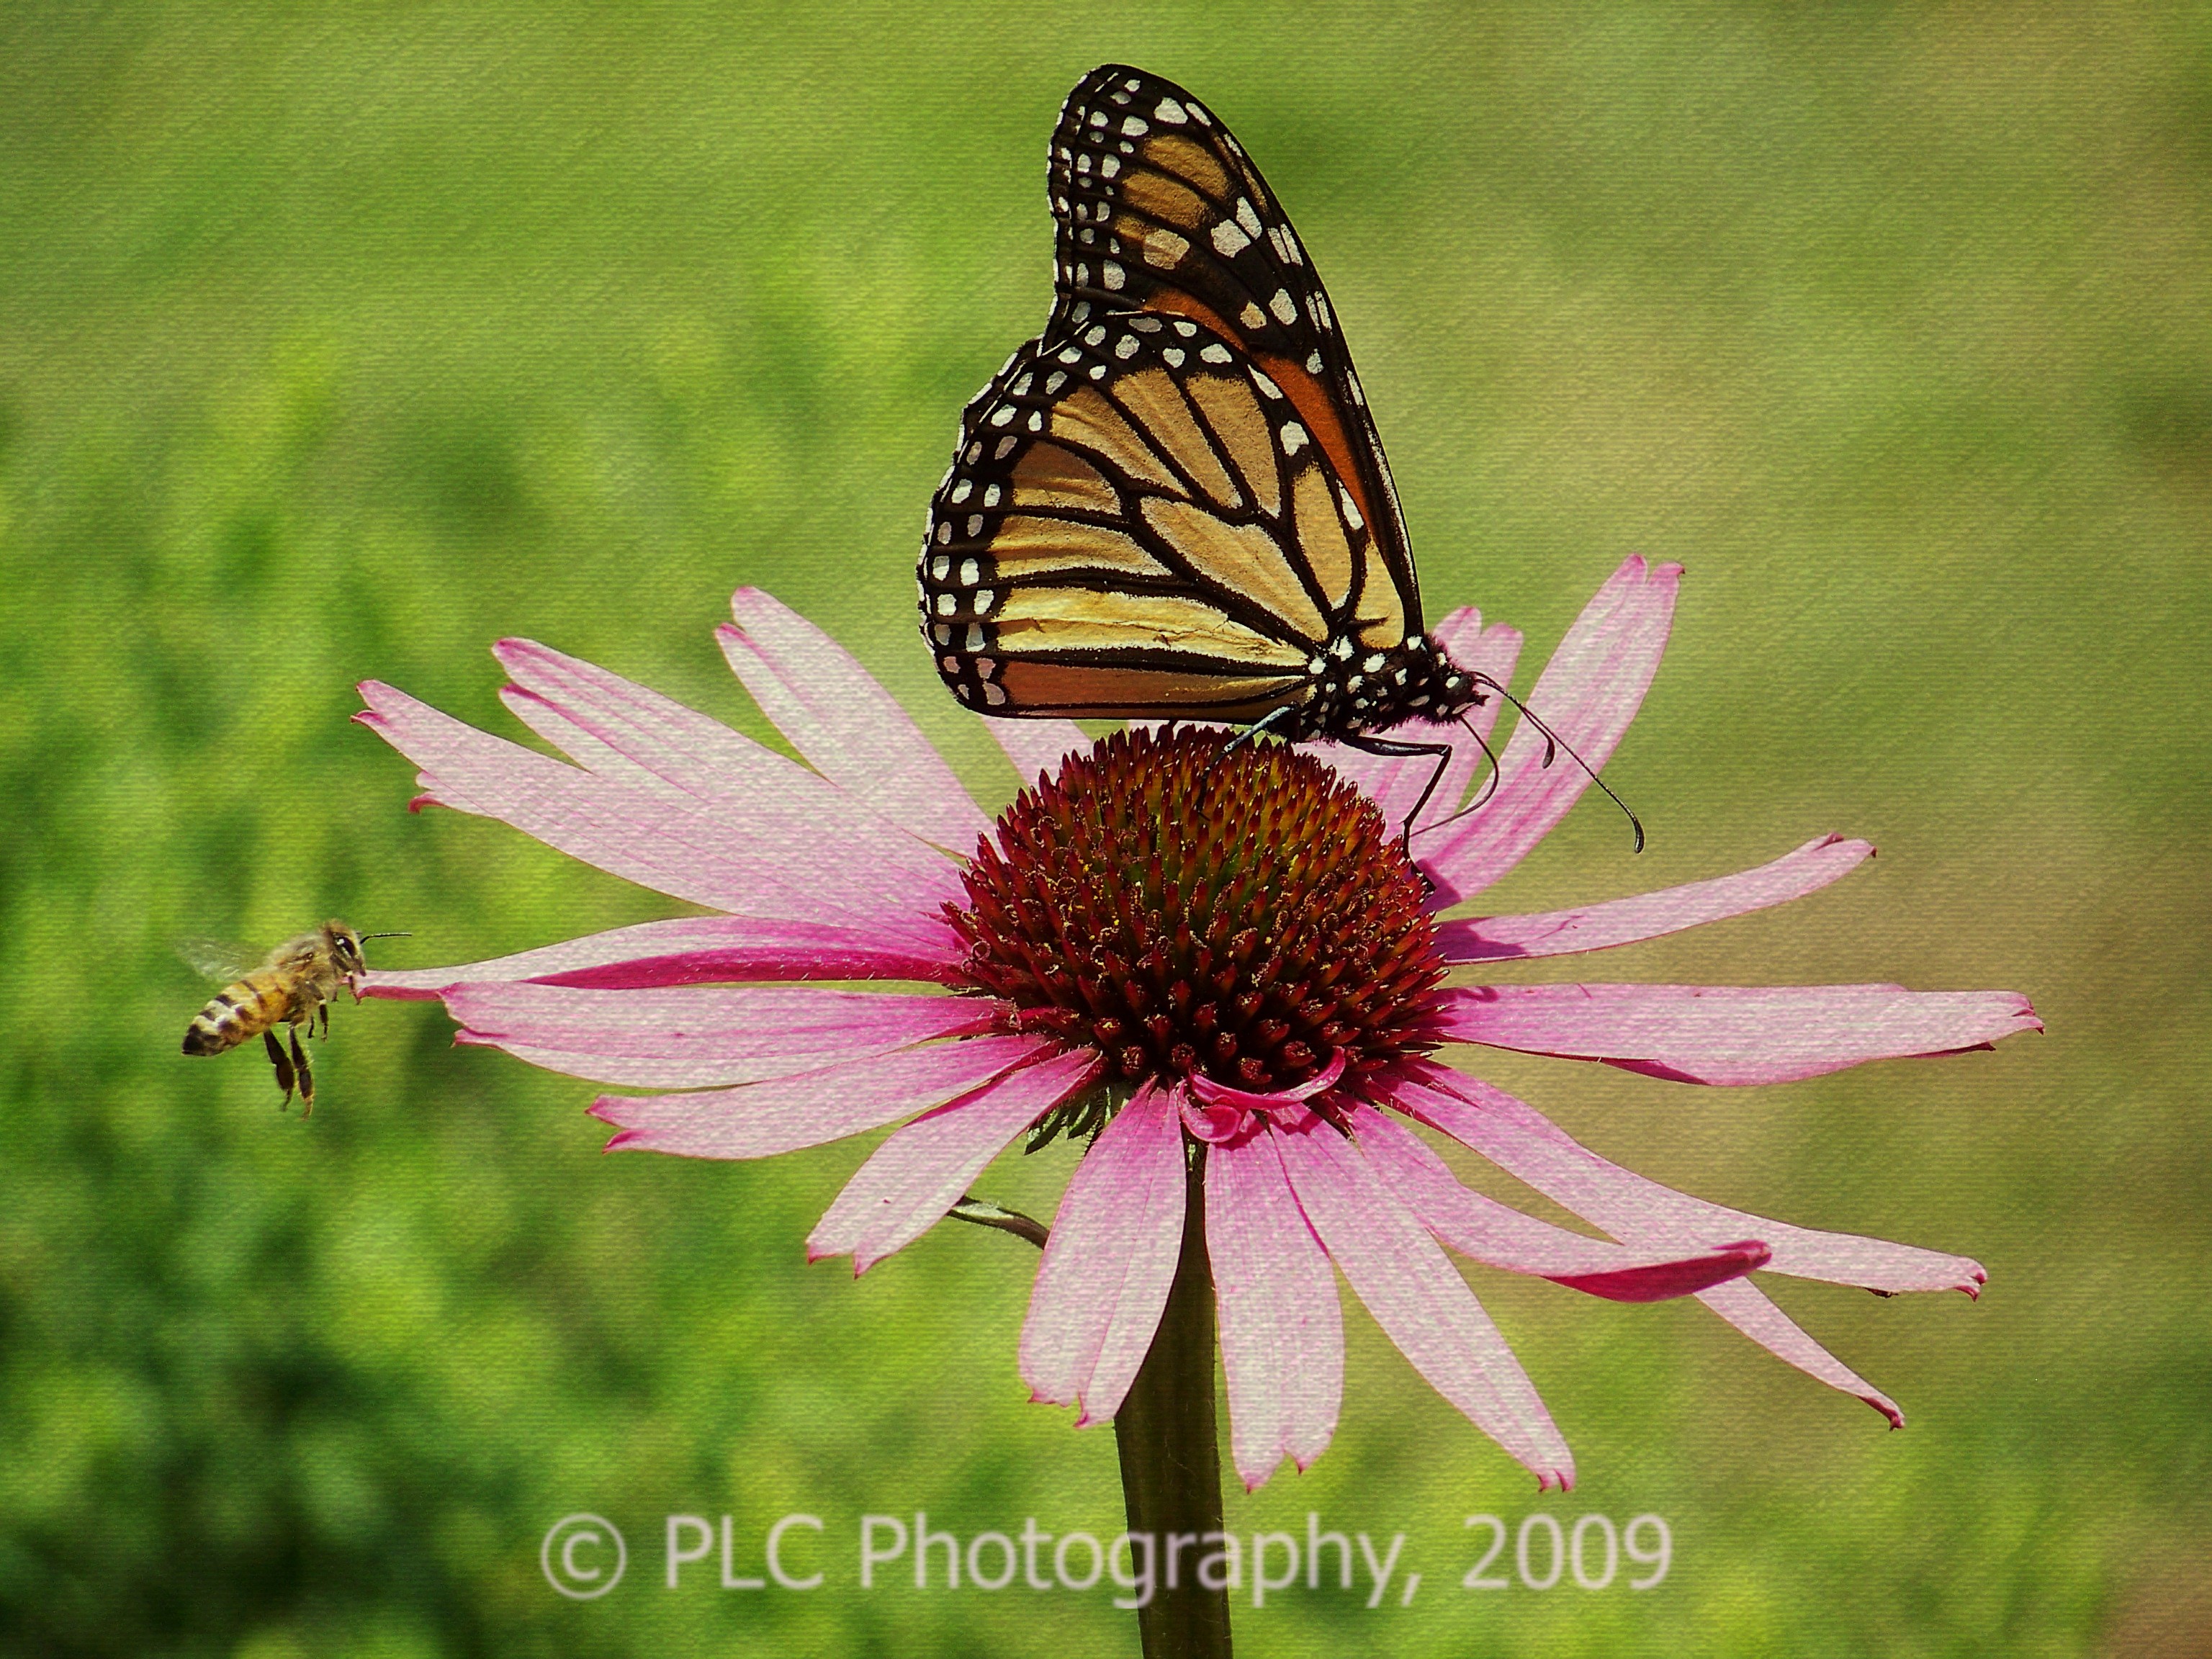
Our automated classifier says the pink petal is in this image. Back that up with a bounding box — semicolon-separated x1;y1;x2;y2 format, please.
446;983;999;1087
1396;1064;1987;1295
360;914;966;1001
807;1048;1102;1273
1020;1083;1187;1426
720;589;990;852
984;717;1094;793
587;1033;1056;1159
491;639;935;859
356;680;963;925
1421;556;1681;906
1434;982;2042;1084
1436;835;1874;963
1696;1278;1904;1427
1206;1125;1343;1491
1273;1111;1574;1489
1308;608;1524;834
1358;1110;1768;1300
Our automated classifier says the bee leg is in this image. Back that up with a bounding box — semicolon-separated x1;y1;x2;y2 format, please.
316;1001;330;1040
290;1025;316;1117
264;1028;297;1107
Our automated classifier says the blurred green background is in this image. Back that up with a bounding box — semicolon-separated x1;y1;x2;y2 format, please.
3;3;2206;1655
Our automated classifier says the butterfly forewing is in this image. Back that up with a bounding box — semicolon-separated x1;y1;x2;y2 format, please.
1044;65;1419;619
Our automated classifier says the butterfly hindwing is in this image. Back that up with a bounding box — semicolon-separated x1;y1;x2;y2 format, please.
920;314;1411;722
1045;65;1419;621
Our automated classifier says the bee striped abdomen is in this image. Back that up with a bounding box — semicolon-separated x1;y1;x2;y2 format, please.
181;975;295;1056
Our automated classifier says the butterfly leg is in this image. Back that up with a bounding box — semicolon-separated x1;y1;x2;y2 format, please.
264;1028;297;1107
289;1023;316;1117
1199;705;1293;783
1334;732;1459;865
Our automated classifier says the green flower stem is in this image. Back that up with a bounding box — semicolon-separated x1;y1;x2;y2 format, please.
1113;1143;1233;1659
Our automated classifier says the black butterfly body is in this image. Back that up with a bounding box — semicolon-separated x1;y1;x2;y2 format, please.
918;66;1485;745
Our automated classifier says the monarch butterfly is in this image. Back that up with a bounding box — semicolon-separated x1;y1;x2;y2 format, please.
918;64;1490;769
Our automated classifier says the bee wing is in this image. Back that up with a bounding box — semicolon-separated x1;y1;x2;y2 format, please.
176;938;263;982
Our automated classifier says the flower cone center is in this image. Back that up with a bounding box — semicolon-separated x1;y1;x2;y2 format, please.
948;727;1448;1100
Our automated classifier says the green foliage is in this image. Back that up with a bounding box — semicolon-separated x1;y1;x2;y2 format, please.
3;4;2207;1653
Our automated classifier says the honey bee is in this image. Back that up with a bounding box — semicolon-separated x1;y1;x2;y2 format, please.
179;922;405;1113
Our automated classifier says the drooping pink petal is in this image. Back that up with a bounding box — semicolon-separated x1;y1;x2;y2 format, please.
1273;1110;1574;1489
720;589;991;852
445;982;999;1088
1358;1110;1768;1300
1420;556;1681;907
1309;608;1524;835
1206;1125;1343;1491
984;716;1094;794
1435;835;1874;963
807;1048;1102;1274
587;1033;1056;1160
360;914;966;1001
355;680;963;925
1020;1082;1187;1427
1696;1278;1904;1427
1434;982;2041;1084
490;639;935;853
1395;1065;1986;1295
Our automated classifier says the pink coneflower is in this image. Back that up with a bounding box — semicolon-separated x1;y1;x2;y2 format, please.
356;555;2037;1492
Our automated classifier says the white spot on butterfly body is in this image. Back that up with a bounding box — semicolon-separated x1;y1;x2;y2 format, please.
1058;346;1082;364
950;480;972;504
1046;371;1067;393
989;406;1015;427
966;623;986;651
1172;320;1197;337
1240;301;1266;328
1236;198;1263;238
1102;261;1126;289
1163;348;1185;367
994;436;1017;458
1089;364;1107;379
1132;316;1163;332
936;521;953;543
964;521;983;544
1143;228;1188;268
1121;116;1148;136
984;485;1002;506
974;588;995;610
1154;98;1188;124
983;681;1009;707
1084;325;1108;346
1251;370;1282;399
932;624;952;646
1200;343;1233;364
1306;351;1324;374
1269;289;1297;323
1280;422;1308;455
935;593;956;616
1211;220;1251;256
1011;373;1034;396
1115;334;1139;359
1101;156;1120;179
932;554;952;579
1363;654;1387;673
1337;487;1364;529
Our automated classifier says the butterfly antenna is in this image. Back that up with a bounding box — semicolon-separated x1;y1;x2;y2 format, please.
358;932;413;942
1473;674;1645;853
1414;679;1645;853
